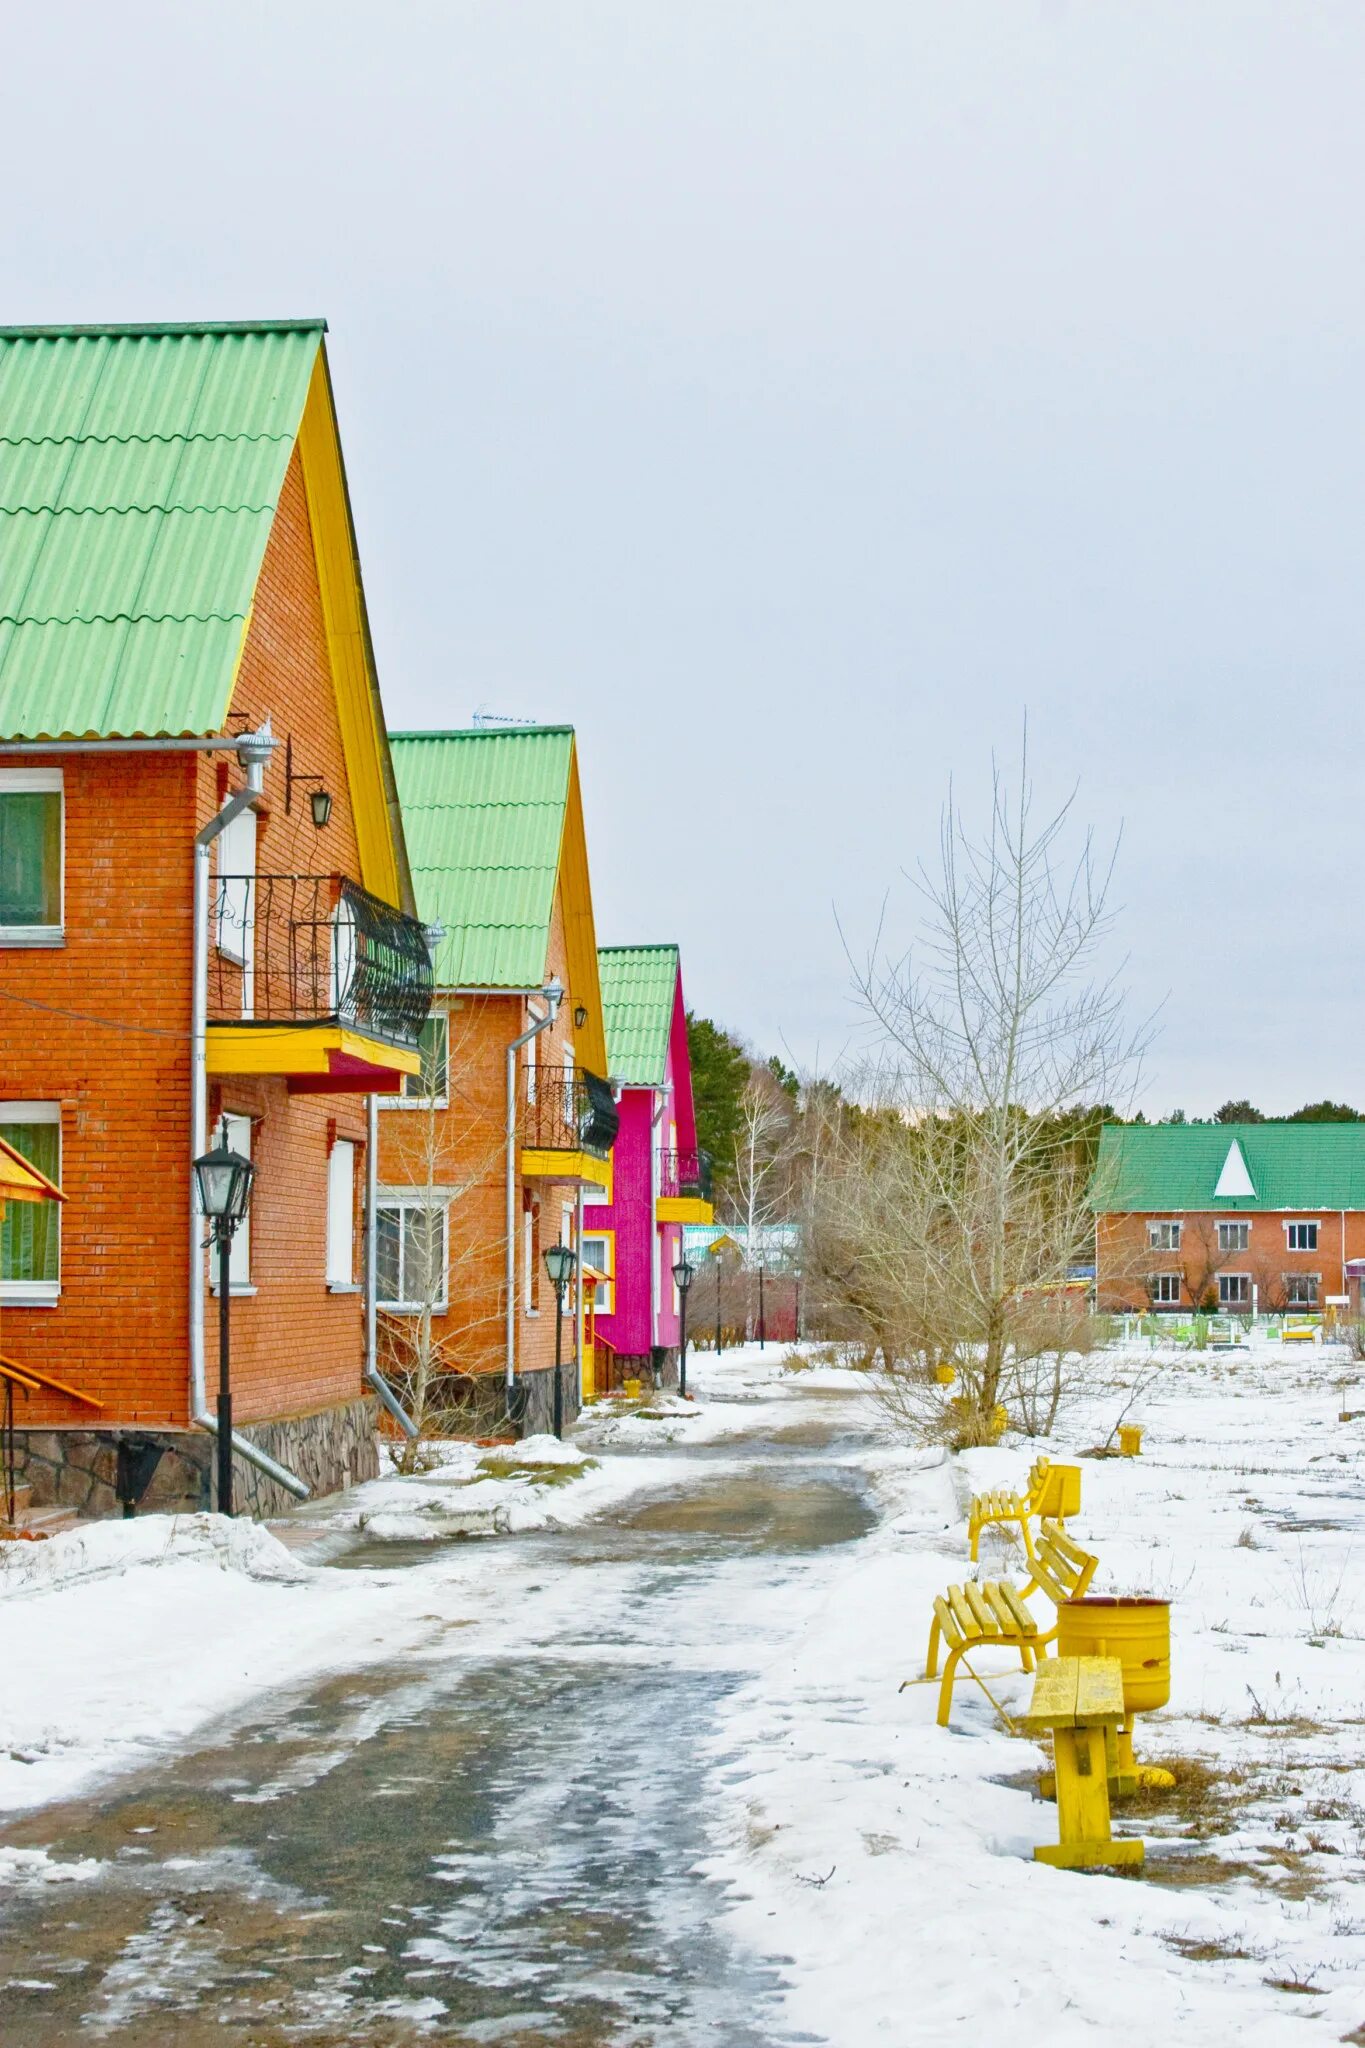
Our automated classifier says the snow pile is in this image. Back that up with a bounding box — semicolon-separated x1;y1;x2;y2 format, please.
0;1513;308;1599
0;1845;101;1890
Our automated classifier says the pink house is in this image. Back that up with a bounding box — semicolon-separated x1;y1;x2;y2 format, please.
583;947;713;1387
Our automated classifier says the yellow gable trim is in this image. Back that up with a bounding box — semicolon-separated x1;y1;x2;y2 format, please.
553;741;609;1076
294;350;407;910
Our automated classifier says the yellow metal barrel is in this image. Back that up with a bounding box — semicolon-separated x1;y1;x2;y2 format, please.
1057;1597;1171;1714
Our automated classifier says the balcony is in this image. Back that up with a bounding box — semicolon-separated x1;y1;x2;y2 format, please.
657;1146;715;1224
520;1064;619;1190
207;873;433;1092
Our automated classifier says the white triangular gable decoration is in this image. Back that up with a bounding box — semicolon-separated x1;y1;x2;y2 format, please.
1214;1140;1256;1200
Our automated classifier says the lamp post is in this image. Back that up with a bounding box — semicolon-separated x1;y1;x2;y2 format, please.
542;1240;578;1440
192;1131;256;1516
713;1249;723;1356
758;1262;766;1350
672;1255;695;1398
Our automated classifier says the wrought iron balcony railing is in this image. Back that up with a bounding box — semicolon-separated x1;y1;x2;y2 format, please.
520;1064;620;1159
658;1147;713;1201
210;873;433;1051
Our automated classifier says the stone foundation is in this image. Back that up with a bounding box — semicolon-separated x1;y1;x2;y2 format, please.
603;1347;679;1393
10;1395;379;1522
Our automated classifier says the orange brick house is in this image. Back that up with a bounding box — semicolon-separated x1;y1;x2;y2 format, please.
1093;1122;1365;1316
0;319;432;1516
377;727;617;1435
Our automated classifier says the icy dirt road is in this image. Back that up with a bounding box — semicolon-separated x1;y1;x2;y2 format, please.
0;1361;880;2045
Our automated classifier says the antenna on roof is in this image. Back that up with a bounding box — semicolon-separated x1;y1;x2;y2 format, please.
470;708;541;729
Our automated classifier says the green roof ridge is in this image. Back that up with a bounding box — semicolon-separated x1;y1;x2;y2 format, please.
1092;1120;1365;1213
0;319;327;339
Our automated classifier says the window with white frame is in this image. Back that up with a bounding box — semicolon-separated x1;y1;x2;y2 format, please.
1218;1272;1251;1308
0;769;63;946
1285;1221;1319;1251
525;1022;539;1104
1284;1272;1320;1307
217;1113;253;1289
0;1102;60;1301
376;1196;447;1312
1147;1221;1182;1251
392;1012;449;1106
1151;1273;1182;1305
215;804;255;969
1217;1221;1250;1252
523;1194;541;1312
580;1233;613;1311
325;1139;356;1286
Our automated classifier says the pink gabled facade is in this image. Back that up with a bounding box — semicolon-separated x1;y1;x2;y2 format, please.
584;947;711;1385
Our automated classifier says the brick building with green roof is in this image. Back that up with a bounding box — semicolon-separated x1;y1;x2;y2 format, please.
1091;1122;1365;1315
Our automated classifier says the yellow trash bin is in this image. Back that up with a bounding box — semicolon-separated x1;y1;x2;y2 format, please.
1058;1596;1172;1791
1118;1423;1143;1457
933;1364;956;1386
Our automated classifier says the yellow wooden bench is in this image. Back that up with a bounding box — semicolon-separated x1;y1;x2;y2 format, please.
1021;1655;1143;1870
1282;1323;1317;1345
967;1455;1081;1561
918;1520;1100;1728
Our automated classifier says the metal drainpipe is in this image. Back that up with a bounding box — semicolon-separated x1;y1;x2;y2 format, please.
505;983;563;1395
364;1090;418;1436
189;726;309;1500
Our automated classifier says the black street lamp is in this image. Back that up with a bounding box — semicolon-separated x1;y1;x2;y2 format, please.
193;1131;256;1517
713;1248;724;1356
542;1240;578;1440
672;1255;695;1398
758;1262;766;1350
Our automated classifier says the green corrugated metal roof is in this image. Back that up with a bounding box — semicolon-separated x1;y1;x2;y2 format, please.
1092;1123;1365;1211
390;728;575;987
0;322;323;738
598;945;678;1086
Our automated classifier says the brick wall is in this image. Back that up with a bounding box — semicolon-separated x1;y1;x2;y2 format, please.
1097;1209;1365;1313
376;880;593;1396
1;447;386;1434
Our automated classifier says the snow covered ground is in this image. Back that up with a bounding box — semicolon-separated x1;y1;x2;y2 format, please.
6;1338;1365;2041
702;1337;1365;2043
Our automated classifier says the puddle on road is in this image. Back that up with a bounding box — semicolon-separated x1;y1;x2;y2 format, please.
622;1472;874;1549
0;1457;870;2046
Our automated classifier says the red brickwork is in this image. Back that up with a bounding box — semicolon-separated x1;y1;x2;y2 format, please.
1097;1209;1365;1314
376;881;589;1386
0;449;380;1431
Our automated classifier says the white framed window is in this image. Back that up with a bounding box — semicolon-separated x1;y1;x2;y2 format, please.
387;1012;449;1107
1151;1273;1182;1305
523;1194;541;1313
0;769;64;947
1217;1221;1250;1252
1284;1272;1320;1308
331;894;357;1021
581;1231;614;1314
376;1195;448;1312
1285;1221;1319;1251
1218;1272;1251;1308
326;1139;356;1287
0;1101;61;1302
215;804;256;1017
525;1022;539;1104
1147;1221;1182;1251
215;1113;253;1291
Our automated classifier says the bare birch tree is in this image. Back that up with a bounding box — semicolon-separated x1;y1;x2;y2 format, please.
830;744;1147;1444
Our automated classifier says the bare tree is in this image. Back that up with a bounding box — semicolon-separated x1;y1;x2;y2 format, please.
832;744;1147;1444
1180;1216;1231;1316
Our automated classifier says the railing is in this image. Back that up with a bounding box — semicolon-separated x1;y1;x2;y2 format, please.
658;1147;713;1201
519;1064;620;1159
210;873;432;1051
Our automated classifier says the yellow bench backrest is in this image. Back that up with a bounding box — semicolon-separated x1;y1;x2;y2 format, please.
1028;1519;1098;1605
1030;1460;1081;1519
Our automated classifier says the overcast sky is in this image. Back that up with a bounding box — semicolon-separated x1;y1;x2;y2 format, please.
5;4;1362;1114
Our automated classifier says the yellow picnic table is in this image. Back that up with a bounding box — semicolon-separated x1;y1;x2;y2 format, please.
1020;1655;1144;1871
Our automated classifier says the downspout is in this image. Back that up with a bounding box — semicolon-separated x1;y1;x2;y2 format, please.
190;726;309;1501
505;980;564;1393
365;1091;418;1437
